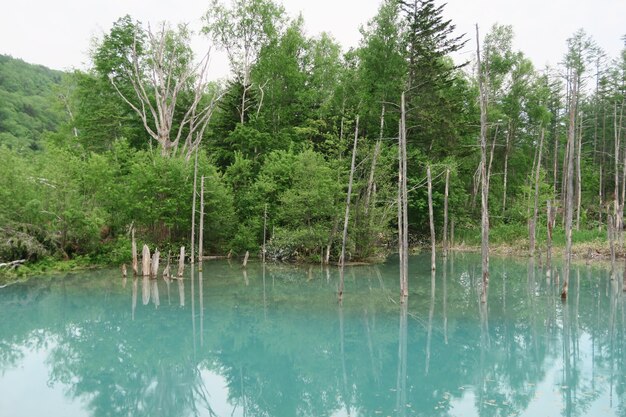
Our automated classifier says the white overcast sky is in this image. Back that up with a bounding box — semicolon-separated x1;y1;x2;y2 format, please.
1;0;625;78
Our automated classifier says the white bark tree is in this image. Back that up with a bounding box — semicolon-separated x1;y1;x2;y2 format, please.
109;22;220;159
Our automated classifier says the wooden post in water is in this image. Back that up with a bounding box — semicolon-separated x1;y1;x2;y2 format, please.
339;115;359;302
427;165;436;271
177;246;185;279
151;249;160;279
199;176;205;271
121;263;127;278
131;227;138;276
243;250;249;268
141;244;151;277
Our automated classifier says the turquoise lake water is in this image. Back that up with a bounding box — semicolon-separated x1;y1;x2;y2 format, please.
0;253;624;417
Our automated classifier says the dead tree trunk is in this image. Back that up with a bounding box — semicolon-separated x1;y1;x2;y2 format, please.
546;200;554;272
427;165;436;271
151;249;160;278
563;72;578;300
131;227;138;276
263;204;267;264
609;214;616;278
502;122;512;215
325;217;339;265
163;252;171;279
398;93;409;299
615;102;621;234
476;25;490;304
199;175;205;270
530;128;545;257
443;167;450;257
618;102;625;249
191;149;199;264
575;112;583;230
141;244;151;277
121;264;127;278
243;250;249;268
365;105;385;216
177;246;185;279
339;116;360;302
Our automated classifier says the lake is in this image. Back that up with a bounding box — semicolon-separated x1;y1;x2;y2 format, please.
0;253;624;417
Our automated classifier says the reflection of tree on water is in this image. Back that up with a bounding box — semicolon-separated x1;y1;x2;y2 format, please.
1;257;626;416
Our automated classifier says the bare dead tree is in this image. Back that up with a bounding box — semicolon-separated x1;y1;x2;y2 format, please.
443;167;450;256
109;22;220;159
398;92;409;299
427;165;436;271
199;175;205;271
530;128;545;257
339;116;360;302
476;25;490;304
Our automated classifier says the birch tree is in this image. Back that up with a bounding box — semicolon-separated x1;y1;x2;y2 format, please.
106;20;220;159
203;0;284;124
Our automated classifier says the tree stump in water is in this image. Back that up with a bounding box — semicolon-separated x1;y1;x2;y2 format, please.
141;245;151;277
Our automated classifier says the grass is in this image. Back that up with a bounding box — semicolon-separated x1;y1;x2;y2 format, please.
453;223;610;258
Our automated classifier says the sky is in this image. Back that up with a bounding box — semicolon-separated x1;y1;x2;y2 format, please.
1;0;625;79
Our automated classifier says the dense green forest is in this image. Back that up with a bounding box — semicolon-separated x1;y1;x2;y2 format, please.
0;0;625;272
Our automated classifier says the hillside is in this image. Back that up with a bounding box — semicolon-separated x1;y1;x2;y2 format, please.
0;54;67;150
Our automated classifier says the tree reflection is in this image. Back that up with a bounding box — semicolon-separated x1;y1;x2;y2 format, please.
0;257;626;417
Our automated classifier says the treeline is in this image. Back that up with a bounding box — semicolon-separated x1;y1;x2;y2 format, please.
0;0;625;267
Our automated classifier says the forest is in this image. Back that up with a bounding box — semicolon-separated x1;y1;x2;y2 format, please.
0;0;625;277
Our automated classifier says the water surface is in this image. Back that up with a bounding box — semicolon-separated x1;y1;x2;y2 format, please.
0;254;624;417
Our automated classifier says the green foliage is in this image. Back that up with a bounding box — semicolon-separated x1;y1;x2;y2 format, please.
0;55;67;150
3;8;625;275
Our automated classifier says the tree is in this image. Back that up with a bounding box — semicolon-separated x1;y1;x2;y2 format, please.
101;17;219;158
561;29;597;297
203;0;284;124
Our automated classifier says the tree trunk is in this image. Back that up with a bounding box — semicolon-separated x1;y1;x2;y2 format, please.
325;217;339;265
121;264;127;278
177;246;185;278
339;116;360;302
131;227;138;276
427;165;436;271
609;214;616;278
191;149;199;264
365;105;385;216
151;249;160;278
530;129;545;257
615;102;621;228
476;25;490;304
546;200;553;272
619;102;625;249
502;123;511;215
199;176;205;270
141;244;151;277
163;252;171;279
443;168;450;257
263;204;267;264
575;112;582;230
243;250;249;268
398;92;409;299
563;73;578;300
